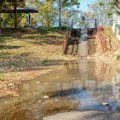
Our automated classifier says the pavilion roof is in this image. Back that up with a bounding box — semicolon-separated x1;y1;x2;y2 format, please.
7;0;24;2
1;7;39;13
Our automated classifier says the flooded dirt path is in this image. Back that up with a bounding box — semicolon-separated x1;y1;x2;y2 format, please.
0;58;120;120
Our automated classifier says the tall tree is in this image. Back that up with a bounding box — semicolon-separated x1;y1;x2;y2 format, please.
26;0;80;28
62;6;81;27
58;0;62;27
27;0;57;28
88;0;114;26
40;1;56;28
56;0;80;28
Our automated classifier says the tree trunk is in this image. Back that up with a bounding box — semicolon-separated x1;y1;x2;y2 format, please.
0;7;2;36
14;0;18;29
58;0;62;28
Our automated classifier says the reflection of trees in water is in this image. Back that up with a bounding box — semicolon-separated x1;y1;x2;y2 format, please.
95;62;107;84
112;69;120;100
64;62;80;80
114;69;120;85
2;62;120;119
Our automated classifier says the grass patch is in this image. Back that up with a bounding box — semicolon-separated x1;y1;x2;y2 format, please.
41;59;49;65
0;28;75;72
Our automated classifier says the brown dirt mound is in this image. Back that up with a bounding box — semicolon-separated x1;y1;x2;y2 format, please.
88;26;120;63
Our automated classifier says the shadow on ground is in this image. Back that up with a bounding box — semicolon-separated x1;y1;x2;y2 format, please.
0;45;23;50
0;52;68;72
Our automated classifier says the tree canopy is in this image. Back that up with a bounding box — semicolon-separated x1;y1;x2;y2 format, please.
88;0;115;26
27;0;80;28
1;0;120;28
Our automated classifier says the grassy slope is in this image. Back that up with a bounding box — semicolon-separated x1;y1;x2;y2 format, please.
0;28;75;97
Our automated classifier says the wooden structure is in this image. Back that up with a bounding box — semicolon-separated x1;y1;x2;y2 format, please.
63;29;80;54
63;17;98;55
1;8;39;13
0;0;38;33
63;28;96;55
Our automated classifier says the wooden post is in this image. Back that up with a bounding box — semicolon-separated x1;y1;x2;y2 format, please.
14;0;18;29
95;19;97;31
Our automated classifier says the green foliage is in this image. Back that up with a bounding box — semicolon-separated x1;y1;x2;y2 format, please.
88;0;114;26
58;0;80;27
61;26;69;31
40;1;56;28
1;0;26;28
2;14;14;27
41;59;49;65
28;0;57;28
1;0;80;28
1;13;26;28
107;13;112;17
61;0;80;7
27;0;79;28
98;2;104;6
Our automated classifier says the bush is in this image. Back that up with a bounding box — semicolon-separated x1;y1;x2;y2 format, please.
61;26;69;31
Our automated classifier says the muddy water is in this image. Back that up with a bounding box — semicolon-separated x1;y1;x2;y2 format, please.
0;59;120;120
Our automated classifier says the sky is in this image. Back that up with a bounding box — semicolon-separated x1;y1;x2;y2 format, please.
79;0;97;12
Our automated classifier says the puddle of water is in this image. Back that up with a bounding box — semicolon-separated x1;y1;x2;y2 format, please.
0;59;120;120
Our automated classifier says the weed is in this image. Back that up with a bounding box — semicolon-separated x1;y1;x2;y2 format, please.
41;59;49;65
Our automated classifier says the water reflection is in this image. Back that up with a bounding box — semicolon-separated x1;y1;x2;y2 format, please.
0;60;120;120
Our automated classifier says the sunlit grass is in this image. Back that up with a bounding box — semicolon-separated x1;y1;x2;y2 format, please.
0;28;75;73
